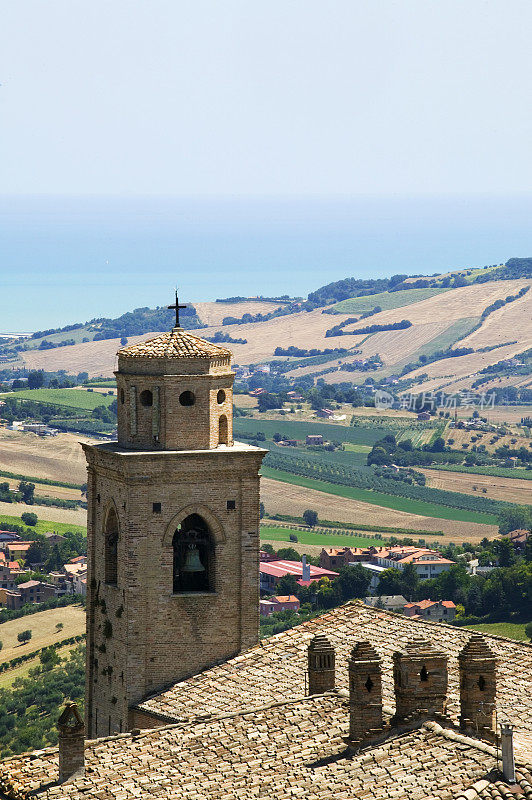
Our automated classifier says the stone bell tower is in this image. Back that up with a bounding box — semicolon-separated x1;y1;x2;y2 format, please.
83;305;266;738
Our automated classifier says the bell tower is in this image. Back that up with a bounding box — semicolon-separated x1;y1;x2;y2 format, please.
83;312;266;738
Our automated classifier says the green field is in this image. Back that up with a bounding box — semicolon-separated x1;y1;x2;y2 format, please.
260;525;382;549
343;444;372;454
0;388;115;411
0;470;83;490
331;287;450;315
431;464;532;480
464;621;531;642
0;513;86;536
261;466;498;525
233;418;383;447
22;326;94;348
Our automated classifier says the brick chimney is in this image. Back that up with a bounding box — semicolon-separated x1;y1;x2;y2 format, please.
458;634;497;736
348;641;383;746
392;638;448;722
307;634;335;694
58;701;85;782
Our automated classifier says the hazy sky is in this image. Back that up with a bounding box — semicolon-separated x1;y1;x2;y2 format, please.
2;0;532;197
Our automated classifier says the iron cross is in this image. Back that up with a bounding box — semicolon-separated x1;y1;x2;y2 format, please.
168;291;187;327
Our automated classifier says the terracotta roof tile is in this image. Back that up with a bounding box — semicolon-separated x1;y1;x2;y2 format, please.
118;328;232;360
1;698;528;800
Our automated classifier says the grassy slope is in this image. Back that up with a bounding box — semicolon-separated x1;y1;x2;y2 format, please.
464;621;531;642
0;605;85;663
0;513;86;535
260;525;383;549
331;287;450;314
233;418;382;446
0;388;115;411
261;466;498;525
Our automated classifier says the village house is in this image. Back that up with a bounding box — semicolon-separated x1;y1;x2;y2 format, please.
503;528;530;550
404;599;457;622
364;594;408;613
259;558;338;593
4;541;32;562
306;433;324;445
259;594;300;616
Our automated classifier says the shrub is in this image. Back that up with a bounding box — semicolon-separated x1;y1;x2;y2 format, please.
21;512;37;527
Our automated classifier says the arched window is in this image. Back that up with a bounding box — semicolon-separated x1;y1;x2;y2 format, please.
104;507;119;585
218;414;228;445
172;514;214;593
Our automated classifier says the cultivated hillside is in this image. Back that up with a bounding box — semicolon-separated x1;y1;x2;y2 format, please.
6;273;532;393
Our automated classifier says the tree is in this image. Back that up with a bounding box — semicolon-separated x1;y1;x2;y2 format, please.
400;563;419;599
259;502;265;519
495;538;515;568
525;622;532;642
55;622;64;632
498;505;532;536
18;481;35;505
303;509;318;528
21;512;38;527
276;547;301;561
27;371;44;389
377;568;404;596
17;630;32;645
336;565;370;601
431;437;445;452
0;641;3;651
26;536;50;566
39;646;60;670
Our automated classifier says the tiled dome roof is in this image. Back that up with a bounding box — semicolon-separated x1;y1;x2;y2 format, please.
118;328;232;360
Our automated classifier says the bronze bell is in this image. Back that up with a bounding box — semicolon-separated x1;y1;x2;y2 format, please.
182;544;205;572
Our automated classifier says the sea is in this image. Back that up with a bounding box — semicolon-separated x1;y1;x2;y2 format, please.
1;193;532;333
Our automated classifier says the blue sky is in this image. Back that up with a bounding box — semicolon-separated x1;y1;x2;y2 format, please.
2;0;532;197
2;2;532;331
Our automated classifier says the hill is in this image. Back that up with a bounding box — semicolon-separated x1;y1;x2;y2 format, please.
1;260;531;397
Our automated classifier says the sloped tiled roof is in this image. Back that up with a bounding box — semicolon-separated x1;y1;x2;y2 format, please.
136;601;532;737
118;328;232;360
2;696;531;800
1;603;532;800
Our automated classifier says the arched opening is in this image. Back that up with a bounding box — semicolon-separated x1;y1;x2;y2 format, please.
420;665;429;682
140;389;153;407
365;675;374;692
104;507;119;585
478;675;486;691
172;514;214;593
219;414;228;445
120;389;125;404
217;389;226;404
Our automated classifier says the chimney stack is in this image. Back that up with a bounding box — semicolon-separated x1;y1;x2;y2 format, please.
58;701;85;783
500;723;516;783
302;554;311;583
307;634;335;695
392;638;448;722
458;634;497;736
348;641;383;746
